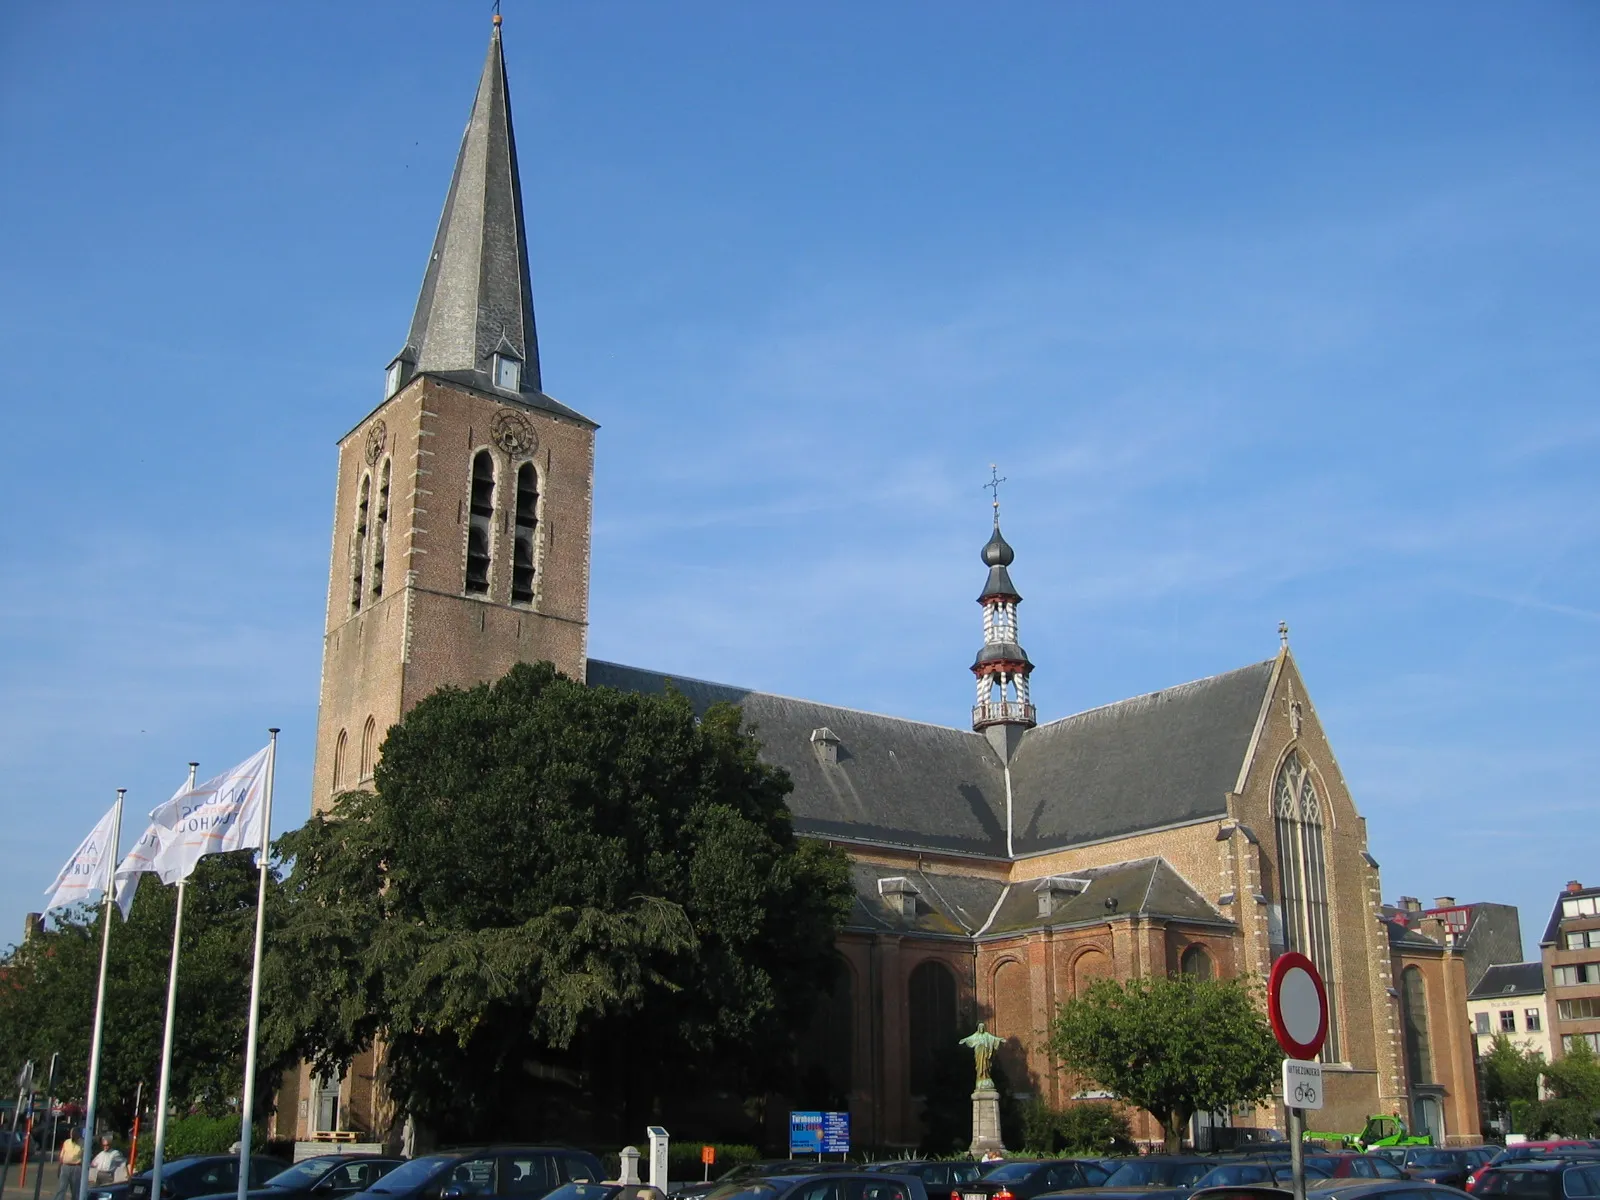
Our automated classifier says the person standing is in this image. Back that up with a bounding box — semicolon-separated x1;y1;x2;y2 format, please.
51;1130;83;1200
89;1135;126;1185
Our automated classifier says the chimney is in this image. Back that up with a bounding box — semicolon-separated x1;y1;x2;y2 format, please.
1399;896;1422;913
22;912;43;943
1568;881;1585;895
1434;896;1456;909
877;876;920;921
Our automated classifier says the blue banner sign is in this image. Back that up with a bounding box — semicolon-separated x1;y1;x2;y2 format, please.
789;1111;823;1155
821;1111;851;1153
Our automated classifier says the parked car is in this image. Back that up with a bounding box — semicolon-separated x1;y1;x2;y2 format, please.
1474;1161;1600;1200
1074;1159;1219;1193
705;1172;931;1200
90;1155;289;1200
1387;1148;1471;1190
1187;1183;1466;1200
675;1164;851;1200
0;1129;41;1158
1470;1150;1600;1193
956;1159;1109;1200
1296;1156;1404;1181
675;1163;848;1199
349;1148;602;1200
547;1186;676;1200
1045;1159;1322;1200
189;1155;403;1200
863;1163;986;1193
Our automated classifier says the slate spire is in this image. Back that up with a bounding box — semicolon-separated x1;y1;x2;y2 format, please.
389;14;543;399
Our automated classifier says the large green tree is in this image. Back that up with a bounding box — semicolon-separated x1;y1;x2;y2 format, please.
1530;1038;1600;1138
262;662;854;1144
1479;1034;1542;1132
1048;974;1281;1153
0;853;272;1132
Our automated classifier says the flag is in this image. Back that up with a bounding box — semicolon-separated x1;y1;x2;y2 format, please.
42;802;119;913
149;745;271;881
113;820;177;918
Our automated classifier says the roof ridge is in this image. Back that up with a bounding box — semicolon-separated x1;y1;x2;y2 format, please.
1028;658;1276;733
587;658;988;739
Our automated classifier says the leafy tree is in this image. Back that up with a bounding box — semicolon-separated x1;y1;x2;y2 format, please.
1529;1038;1600;1138
0;853;272;1132
1048;975;1280;1153
262;661;854;1144
1020;1099;1134;1156
1479;1035;1543;1132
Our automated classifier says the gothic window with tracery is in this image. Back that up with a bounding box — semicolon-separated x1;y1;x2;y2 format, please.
1275;750;1340;1059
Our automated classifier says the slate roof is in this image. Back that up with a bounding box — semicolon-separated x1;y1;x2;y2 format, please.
1542;885;1600;946
1384;916;1444;952
843;858;1223;941
1469;962;1546;1001
584;661;1010;857
394;22;595;428
586;657;1275;863
1009;661;1275;854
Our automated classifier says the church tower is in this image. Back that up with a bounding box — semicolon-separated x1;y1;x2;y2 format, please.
971;485;1035;763
311;14;596;813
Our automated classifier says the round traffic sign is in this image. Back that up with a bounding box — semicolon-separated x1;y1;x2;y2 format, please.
1268;951;1328;1060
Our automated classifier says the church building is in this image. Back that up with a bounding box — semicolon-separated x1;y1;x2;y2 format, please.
278;18;1479;1150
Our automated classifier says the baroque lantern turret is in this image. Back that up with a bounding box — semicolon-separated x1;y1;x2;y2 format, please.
971;511;1036;760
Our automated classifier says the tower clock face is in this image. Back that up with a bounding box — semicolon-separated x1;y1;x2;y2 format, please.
491;409;539;457
364;420;388;465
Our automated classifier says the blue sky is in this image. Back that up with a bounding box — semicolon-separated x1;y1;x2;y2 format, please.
0;2;1595;959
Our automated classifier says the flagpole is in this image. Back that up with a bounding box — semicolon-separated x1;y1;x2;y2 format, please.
235;731;276;1200
32;1053;57;1200
77;789;124;1200
150;762;197;1200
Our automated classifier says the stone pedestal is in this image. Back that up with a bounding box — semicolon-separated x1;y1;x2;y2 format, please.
970;1084;1003;1156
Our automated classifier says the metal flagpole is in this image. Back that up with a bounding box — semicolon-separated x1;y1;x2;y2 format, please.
150;762;198;1200
77;789;124;1200
33;1053;58;1200
235;732;277;1200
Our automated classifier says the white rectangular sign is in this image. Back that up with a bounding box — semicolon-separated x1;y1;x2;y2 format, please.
1283;1058;1324;1110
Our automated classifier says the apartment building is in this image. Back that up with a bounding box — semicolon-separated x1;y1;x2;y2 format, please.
1541;881;1600;1059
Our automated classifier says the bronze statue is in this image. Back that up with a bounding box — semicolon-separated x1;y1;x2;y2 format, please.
959;1022;1005;1089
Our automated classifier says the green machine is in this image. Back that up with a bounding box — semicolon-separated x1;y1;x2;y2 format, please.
1304;1114;1432;1150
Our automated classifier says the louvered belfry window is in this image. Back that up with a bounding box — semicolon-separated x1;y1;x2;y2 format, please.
511;462;539;605
465;450;494;595
1274;751;1340;1060
350;474;370;613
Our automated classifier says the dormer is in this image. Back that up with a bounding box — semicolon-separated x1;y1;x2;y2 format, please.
385;347;416;399
492;348;523;393
878;876;920;921
810;726;842;764
1034;875;1089;919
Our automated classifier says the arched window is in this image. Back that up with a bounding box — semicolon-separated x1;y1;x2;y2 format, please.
1275;751;1340;1059
465;450;494;595
1180;945;1212;980
908;959;958;1095
511;462;539;605
332;729;348;792
1401;966;1434;1086
369;459;390;601
359;716;377;781
350;474;370;613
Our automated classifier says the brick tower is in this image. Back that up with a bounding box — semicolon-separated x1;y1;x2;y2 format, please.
310;14;596;815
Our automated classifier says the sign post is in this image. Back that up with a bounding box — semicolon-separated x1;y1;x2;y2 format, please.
1269;952;1329;1200
701;1146;715;1183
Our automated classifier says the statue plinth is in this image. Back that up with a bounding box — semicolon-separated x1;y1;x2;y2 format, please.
970;1082;1003;1156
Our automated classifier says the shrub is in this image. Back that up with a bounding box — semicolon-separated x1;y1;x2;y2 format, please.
132;1115;265;1172
1020;1101;1134;1156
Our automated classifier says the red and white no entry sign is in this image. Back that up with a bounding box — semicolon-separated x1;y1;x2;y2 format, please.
1268;951;1328;1060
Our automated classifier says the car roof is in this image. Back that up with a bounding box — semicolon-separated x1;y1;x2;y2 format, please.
1487;1160;1590;1172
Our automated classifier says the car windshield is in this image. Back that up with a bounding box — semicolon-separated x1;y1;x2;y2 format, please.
1104;1162;1209;1187
265;1161;342;1190
982;1164;1045;1183
1408;1152;1459;1167
705;1183;785;1200
1193;1166;1271;1187
544;1186;622;1200
365;1156;454;1193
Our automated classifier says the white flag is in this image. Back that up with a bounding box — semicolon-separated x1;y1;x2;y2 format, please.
43;802;120;913
149;745;271;881
112;820;177;918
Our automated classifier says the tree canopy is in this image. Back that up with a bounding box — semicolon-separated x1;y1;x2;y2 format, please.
1479;1034;1543;1132
1529;1038;1600;1138
0;853;271;1131
262;661;854;1144
1048;973;1281;1152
